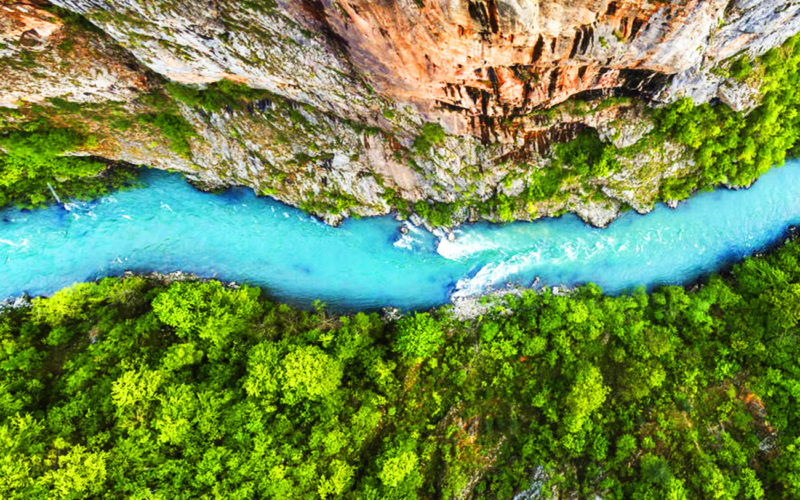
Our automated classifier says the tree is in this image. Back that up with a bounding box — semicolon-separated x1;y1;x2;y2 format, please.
243;341;283;400
42;445;108;498
281;345;342;402
152;281;261;354
563;364;608;434
393;312;444;360
378;447;422;498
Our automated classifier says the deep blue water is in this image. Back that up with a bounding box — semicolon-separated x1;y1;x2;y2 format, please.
2;161;800;310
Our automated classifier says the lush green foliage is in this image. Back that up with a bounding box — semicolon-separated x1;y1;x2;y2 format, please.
6;237;800;497
165;79;274;113
0;120;136;209
393;312;444;360
653;34;800;199
412;199;460;227
137;111;197;159
412;122;446;153
552;129;621;179
729;57;753;82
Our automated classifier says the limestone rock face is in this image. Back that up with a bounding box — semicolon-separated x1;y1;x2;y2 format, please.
45;0;383;124
0;1;151;107
3;0;800;226
46;0;800;135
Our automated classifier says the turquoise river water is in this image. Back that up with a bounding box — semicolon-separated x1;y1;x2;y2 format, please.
2;160;800;310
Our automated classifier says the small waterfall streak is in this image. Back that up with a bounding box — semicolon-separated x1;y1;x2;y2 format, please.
47;183;63;206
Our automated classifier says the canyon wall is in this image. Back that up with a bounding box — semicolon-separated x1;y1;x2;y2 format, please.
2;0;800;225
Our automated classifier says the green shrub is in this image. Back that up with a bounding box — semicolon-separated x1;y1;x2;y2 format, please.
412;122;446;153
0;125;136;209
729;56;753;81
393;312;444;360
165;79;272;112
552;129;621;178
138;111;196;158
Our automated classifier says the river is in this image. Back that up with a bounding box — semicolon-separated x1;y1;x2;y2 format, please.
2;161;799;310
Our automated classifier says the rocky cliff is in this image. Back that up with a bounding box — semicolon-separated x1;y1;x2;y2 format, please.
2;0;800;226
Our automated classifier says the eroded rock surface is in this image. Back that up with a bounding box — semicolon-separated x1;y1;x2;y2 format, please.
2;0;800;226
0;1;150;106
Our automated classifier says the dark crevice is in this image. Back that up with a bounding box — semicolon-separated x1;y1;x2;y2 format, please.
245;98;273;115
467;0;491;37
570;88;618;102
486;0;500;33
298;0;350;55
548;68;560;97
723;0;738;18
577;65;588;80
480;90;490;116
509;65;534;112
521;79;531;111
617;69;671;97
605;1;618;16
509;64;530;82
467;0;488;25
596;66;611;82
619;18;628;39
531;34;545;63
568;85;648;103
465;86;483;106
569;28;583;58
630;18;645;39
580;26;593;54
478;116;497;143
486;66;500;98
448;82;464;100
435;100;471;113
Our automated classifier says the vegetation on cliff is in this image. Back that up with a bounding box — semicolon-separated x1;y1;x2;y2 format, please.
652;35;800;199
3;6;800;226
5;235;800;498
403;32;800;227
0;114;136;209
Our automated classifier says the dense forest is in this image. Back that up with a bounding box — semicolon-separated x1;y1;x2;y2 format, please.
4;233;800;498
